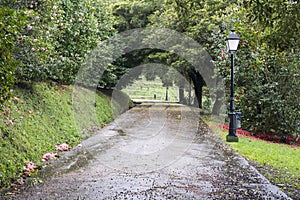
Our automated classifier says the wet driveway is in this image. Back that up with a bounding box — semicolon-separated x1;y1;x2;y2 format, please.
4;103;291;199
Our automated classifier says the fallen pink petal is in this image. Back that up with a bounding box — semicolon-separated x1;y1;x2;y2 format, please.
18;181;25;186
56;143;70;151
41;152;57;160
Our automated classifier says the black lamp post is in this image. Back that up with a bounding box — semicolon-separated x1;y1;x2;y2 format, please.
225;29;240;142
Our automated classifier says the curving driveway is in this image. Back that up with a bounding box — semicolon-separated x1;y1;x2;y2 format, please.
4;103;291;199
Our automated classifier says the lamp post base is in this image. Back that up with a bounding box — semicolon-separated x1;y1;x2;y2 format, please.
226;135;239;142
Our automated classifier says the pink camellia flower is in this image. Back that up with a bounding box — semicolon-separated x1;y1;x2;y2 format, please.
31;47;35;52
41;47;46;51
7;120;13;125
221;55;226;60
221;50;225;53
23;162;37;175
56;143;70;151
12;96;20;102
18;181;25;186
26;162;36;170
41;152;57;161
239;90;243;95
6;108;11;115
33;39;37;43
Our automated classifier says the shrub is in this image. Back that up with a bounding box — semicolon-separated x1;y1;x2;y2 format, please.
210;22;299;143
11;0;115;84
237;48;299;141
0;6;26;104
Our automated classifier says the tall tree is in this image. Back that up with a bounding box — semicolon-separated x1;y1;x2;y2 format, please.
246;0;299;50
148;0;241;112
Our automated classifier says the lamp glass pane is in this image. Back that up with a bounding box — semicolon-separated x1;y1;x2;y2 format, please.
226;40;230;52
228;40;239;51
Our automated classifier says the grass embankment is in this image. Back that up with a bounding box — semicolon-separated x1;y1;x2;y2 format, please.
203;116;300;199
0;82;120;189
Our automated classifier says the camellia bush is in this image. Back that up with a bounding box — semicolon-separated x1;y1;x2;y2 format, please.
0;0;116;105
46;0;115;84
0;5;26;104
14;0;114;84
236;46;299;142
14;0;58;82
208;19;299;143
0;0;115;103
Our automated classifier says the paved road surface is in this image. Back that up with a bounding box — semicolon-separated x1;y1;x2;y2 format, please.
4;103;291;199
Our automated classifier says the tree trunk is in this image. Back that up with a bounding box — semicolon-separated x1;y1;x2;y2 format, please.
193;84;202;108
190;70;205;109
179;87;185;104
178;77;186;104
212;93;223;115
212;76;225;116
188;83;191;105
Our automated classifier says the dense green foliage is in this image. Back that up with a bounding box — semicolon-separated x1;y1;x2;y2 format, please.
246;0;299;50
0;83;113;187
0;0;114;96
232;5;299;139
146;0;299;141
0;6;26;104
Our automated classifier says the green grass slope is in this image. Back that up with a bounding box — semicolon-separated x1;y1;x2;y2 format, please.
203;116;300;199
0;82;119;188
